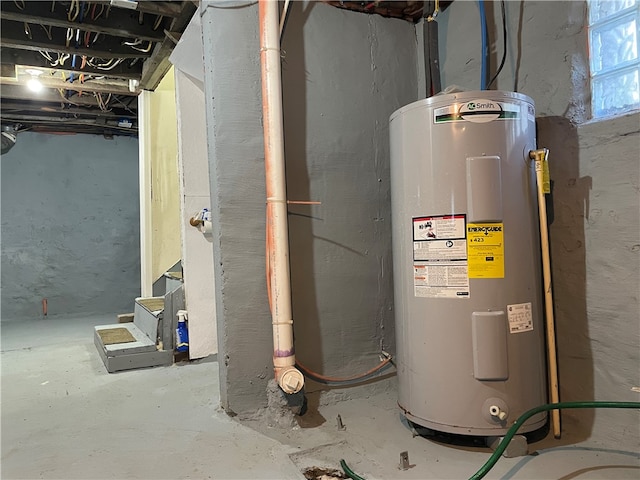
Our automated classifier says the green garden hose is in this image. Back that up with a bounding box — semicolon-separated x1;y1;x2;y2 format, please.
470;401;640;480
340;401;640;480
340;459;366;480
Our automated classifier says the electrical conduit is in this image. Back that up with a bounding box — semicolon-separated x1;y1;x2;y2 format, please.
478;0;489;90
259;0;304;395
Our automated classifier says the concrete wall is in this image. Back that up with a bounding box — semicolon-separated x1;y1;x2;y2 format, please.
573;115;639;446
1;133;140;321
437;0;589;121
201;0;416;413
202;2;269;414
282;2;416;389
539;113;640;447
200;0;639;446
437;1;639;447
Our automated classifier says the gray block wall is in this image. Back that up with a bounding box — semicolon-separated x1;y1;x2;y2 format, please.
201;2;272;414
1;132;140;321
539;114;640;447
201;1;417;413
437;1;639;447
436;0;589;122
282;2;417;388
201;0;639;446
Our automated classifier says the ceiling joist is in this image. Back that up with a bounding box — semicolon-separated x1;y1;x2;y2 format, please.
0;3;166;43
0;37;151;60
139;1;196;90
92;0;183;18
323;0;454;23
0;84;138;110
1;113;138;133
1;100;137;119
1;75;133;96
1;48;143;79
0;2;193;135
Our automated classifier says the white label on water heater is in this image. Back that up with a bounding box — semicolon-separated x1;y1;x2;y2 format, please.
507;302;534;333
414;239;467;261
412;214;469;298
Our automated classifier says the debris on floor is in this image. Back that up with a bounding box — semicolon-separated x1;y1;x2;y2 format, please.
239;379;300;428
302;466;346;480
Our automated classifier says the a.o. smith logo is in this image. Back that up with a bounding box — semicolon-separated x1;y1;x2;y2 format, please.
459;99;503;123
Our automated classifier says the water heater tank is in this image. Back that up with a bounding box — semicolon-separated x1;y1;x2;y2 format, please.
389;91;547;436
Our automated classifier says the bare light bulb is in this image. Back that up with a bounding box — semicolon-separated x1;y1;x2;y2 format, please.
27;78;43;93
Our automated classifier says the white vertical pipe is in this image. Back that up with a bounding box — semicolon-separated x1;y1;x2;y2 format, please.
138;90;153;297
259;0;304;394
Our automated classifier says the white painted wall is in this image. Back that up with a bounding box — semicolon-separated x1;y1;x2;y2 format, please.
138;91;153;297
171;13;217;359
175;69;217;359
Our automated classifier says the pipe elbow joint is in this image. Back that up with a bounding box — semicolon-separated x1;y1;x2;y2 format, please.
277;365;304;394
529;148;549;162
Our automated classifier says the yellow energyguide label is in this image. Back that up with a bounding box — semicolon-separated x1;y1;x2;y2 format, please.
467;223;505;278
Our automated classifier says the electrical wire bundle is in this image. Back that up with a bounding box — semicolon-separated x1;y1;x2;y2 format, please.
20;0;165;93
478;0;507;90
14;0;165;114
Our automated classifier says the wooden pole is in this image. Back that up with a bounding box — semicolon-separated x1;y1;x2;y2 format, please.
531;148;561;438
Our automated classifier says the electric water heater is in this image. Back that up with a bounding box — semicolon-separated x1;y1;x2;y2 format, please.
389;91;547;436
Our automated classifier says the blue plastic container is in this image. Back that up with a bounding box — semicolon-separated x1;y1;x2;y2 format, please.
176;310;189;353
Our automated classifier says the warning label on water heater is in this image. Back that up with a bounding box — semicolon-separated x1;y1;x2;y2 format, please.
412;214;469;299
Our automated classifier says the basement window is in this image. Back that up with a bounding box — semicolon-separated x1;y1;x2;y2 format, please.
588;0;640;117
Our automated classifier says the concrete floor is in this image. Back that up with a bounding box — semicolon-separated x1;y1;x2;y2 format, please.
2;315;639;479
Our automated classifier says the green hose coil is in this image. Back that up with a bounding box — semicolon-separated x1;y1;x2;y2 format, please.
340;459;366;480
470;401;640;480
340;401;640;480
